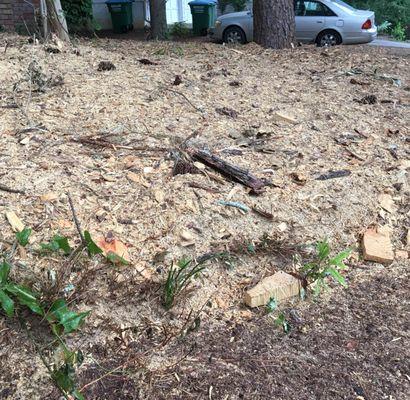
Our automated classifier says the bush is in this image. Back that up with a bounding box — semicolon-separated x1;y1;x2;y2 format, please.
391;21;406;41
169;22;191;38
61;0;97;33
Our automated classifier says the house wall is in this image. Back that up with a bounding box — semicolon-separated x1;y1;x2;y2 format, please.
0;0;40;32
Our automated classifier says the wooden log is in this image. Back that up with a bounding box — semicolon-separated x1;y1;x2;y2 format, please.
189;149;268;194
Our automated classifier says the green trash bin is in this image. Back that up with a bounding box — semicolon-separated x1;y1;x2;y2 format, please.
106;0;134;34
189;0;217;36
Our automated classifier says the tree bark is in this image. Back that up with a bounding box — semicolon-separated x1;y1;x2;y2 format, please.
149;0;167;40
45;0;70;42
253;0;295;49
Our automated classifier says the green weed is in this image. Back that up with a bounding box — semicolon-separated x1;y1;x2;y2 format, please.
163;257;207;310
301;239;351;296
274;312;291;334
169;22;191;38
392;21;406;41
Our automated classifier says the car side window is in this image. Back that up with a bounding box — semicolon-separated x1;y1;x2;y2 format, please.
295;1;337;17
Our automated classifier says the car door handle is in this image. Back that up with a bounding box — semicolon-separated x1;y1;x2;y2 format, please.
317;21;323;23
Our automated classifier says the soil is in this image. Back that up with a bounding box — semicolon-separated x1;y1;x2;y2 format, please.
0;33;409;400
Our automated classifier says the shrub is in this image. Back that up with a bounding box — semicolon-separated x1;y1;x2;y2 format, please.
169;22;191;38
391;21;406;41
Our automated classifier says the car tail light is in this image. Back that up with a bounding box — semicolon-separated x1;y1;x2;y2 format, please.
362;19;372;29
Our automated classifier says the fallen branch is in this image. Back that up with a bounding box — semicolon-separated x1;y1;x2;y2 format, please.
163;87;204;113
0;184;26;194
188;149;268;194
71;137;167;153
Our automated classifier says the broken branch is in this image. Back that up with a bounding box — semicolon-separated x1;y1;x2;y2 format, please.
189;149;268;194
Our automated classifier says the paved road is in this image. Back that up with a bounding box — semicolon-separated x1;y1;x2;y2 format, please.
368;39;410;49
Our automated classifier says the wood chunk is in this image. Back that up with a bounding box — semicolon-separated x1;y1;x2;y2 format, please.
395;250;408;260
378;193;395;213
362;228;394;264
244;271;300;308
5;211;25;232
40;192;58;202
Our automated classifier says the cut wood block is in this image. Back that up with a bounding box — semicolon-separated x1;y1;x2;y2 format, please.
244;271;300;308
5;211;25;232
362;228;394;264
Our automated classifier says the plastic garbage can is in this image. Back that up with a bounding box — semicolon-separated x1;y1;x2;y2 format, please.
189;0;217;36
106;0;134;33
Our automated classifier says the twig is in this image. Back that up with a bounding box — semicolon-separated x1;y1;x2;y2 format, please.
67;192;85;245
0;183;26;194
163;87;204;113
71;137;167;152
251;205;273;220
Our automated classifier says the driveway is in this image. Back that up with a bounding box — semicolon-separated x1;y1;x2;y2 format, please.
369;38;410;49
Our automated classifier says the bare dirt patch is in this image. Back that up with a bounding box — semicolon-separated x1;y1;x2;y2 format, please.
0;34;409;399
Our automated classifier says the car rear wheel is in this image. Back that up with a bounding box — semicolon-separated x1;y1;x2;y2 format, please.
223;26;246;44
316;30;342;47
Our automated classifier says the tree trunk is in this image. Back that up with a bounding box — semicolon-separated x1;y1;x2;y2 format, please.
253;0;295;49
45;0;70;42
149;0;167;40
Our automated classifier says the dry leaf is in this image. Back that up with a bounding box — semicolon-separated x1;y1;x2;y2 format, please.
96;236;130;263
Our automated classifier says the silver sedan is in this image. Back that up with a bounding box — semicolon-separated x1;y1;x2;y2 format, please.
210;0;377;46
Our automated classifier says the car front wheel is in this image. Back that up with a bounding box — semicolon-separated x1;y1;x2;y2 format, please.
223;26;246;44
316;30;342;47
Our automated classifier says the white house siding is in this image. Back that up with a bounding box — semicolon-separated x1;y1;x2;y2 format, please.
166;0;192;24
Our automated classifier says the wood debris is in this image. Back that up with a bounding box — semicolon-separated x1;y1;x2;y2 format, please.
362;227;394;264
245;271;301;308
5;211;25;232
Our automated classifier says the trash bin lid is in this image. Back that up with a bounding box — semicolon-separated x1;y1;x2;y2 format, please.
188;0;217;5
106;0;134;4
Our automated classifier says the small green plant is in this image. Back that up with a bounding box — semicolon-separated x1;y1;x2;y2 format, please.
0;258;88;399
266;297;277;313
40;234;72;255
378;20;392;34
274;312;291;334
16;228;32;247
391;22;406;41
169;22;191;38
164;257;207;310
301;240;351;296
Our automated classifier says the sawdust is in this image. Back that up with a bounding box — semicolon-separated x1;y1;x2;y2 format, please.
0;33;409;399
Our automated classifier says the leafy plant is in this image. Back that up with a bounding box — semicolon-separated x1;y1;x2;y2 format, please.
301;240;351;296
61;0;97;33
169;22;191;38
266;297;277;313
274;312;291;334
40;234;72;255
84;230;103;256
16;228;31;247
391;21;406;41
163;257;207;310
378;20;392;34
47;298;90;335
